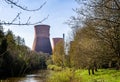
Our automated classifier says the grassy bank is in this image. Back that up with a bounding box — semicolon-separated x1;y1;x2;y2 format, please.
47;65;120;82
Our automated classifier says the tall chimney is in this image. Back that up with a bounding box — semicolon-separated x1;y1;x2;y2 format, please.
63;33;65;41
32;25;52;55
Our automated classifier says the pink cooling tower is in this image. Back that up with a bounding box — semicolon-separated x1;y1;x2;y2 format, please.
32;25;52;54
52;38;63;51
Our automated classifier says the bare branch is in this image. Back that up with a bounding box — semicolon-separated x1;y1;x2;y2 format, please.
26;16;31;24
4;0;47;11
0;15;49;26
114;0;120;10
10;12;21;24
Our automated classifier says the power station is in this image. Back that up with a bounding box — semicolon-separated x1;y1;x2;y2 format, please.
32;24;64;55
32;25;52;54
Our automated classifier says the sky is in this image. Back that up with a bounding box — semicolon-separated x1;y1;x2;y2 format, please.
0;0;78;49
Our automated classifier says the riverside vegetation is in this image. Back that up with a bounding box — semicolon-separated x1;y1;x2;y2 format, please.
0;27;48;78
46;0;120;82
47;65;120;82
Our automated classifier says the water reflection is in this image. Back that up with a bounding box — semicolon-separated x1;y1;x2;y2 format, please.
1;76;44;82
0;70;47;82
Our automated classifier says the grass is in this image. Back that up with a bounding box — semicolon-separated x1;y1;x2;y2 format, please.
47;68;74;82
47;65;120;82
78;69;120;82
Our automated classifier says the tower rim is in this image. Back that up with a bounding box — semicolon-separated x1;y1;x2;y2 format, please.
35;24;50;28
52;37;63;39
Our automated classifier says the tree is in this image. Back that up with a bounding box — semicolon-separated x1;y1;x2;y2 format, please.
68;0;120;70
0;26;4;42
5;30;16;50
0;38;8;55
93;0;120;69
15;36;25;45
52;40;65;67
0;28;49;77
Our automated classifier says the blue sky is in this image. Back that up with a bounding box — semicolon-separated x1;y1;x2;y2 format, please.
0;0;78;49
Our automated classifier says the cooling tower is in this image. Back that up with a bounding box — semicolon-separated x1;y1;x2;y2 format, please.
52;38;63;51
32;25;52;55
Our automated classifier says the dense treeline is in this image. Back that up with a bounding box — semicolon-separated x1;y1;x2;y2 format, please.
50;0;120;75
0;26;48;78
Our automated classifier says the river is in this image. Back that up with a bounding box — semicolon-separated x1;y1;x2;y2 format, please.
0;70;48;82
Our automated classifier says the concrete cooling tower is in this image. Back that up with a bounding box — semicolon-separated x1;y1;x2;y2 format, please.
32;25;52;55
52;38;63;51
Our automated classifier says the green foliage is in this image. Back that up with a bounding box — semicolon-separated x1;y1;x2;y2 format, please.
0;26;4;43
67;0;120;69
0;38;7;54
52;40;65;66
47;65;62;71
68;26;103;69
46;56;53;66
0;29;48;77
47;68;74;82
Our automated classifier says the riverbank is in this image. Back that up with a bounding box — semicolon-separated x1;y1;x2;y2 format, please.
47;65;120;82
1;67;120;82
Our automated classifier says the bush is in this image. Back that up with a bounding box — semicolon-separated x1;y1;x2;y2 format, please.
47;65;62;71
47;69;72;82
47;67;82;82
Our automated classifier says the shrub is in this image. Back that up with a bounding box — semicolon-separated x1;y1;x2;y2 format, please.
47;67;82;82
47;65;62;71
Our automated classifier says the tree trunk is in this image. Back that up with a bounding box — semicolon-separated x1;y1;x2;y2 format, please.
88;68;91;75
92;68;94;75
109;61;112;68
94;61;98;72
94;65;98;72
116;59;120;70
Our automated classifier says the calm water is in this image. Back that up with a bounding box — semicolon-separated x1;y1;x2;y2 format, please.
0;70;48;82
